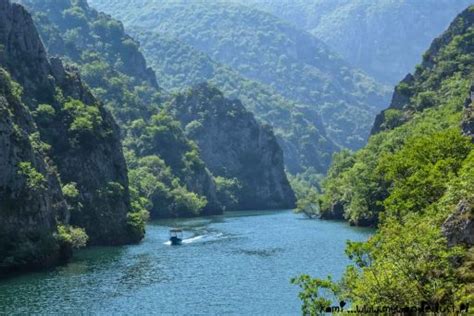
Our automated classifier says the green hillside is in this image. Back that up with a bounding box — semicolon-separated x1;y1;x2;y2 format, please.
90;0;390;152
295;5;474;309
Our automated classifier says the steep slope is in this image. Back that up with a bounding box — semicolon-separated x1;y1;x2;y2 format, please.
303;6;474;309
17;0;224;217
0;0;142;247
15;0;159;125
322;5;474;226
90;0;390;151
237;0;473;85
19;0;295;215
0;67;67;273
169;84;296;210
130;30;337;174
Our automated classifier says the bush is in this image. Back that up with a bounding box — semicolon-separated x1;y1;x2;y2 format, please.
33;104;56;125
56;225;88;249
17;162;46;192
382;109;403;129
126;210;149;242
215;176;241;210
170;185;207;216
62;99;104;144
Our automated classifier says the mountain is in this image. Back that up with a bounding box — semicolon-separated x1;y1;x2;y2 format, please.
237;0;474;85
127;30;337;174
0;0;145;274
17;0;295;216
309;5;474;308
169;83;296;210
15;0;226;217
90;0;390;154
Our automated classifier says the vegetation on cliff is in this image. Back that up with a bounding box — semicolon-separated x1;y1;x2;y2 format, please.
294;5;474;310
90;0;390;171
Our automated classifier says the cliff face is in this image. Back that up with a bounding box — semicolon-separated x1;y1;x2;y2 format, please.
0;0;139;246
0;68;67;273
45;60;134;245
170;84;296;210
17;0;225;218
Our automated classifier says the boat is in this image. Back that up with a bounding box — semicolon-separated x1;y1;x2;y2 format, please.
169;229;183;245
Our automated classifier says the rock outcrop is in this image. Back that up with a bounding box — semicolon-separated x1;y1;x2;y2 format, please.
0;68;67;274
0;0;139;248
442;200;474;247
462;85;474;140
170;83;296;210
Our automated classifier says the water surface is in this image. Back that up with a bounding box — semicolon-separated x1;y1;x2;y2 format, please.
0;210;372;314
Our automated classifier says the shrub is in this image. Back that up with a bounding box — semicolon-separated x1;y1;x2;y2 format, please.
62;99;104;143
56;225;88;249
17;162;46;192
126;210;149;242
33;104;56;125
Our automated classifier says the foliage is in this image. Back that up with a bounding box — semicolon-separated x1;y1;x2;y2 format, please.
214;177;241;211
291;275;339;315
17;162;46;192
295;6;474;311
22;0;218;222
62;182;82;213
379;129;472;219
91;0;392;171
63;98;103;135
128;154;208;217
56;225;88;249
295;189;320;219
62;182;79;199
169;185;207;216
33;104;56;125
234;0;473;84
126;209;149;242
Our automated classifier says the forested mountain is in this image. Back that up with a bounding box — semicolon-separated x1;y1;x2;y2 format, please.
15;0;221;218
238;0;474;85
90;0;390;154
127;30;337;174
16;0;295;217
0;0;144;274
296;5;474;309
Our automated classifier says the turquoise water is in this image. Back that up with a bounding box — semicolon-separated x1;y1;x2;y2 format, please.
0;210;372;315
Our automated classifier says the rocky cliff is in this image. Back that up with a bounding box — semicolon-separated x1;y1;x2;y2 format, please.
462;85;474;140
170;84;296;210
0;67;67;274
0;0;140;249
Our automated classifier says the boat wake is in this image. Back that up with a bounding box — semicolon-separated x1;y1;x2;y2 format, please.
163;232;225;245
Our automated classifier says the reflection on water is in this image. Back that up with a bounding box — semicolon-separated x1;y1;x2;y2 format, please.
0;210;372;314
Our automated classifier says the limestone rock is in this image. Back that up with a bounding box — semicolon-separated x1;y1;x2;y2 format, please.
170;83;296;210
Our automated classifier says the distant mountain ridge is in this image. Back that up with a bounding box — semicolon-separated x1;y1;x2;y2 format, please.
90;0;391;156
235;0;474;84
128;29;338;174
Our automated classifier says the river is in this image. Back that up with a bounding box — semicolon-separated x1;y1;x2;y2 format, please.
0;210;372;314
